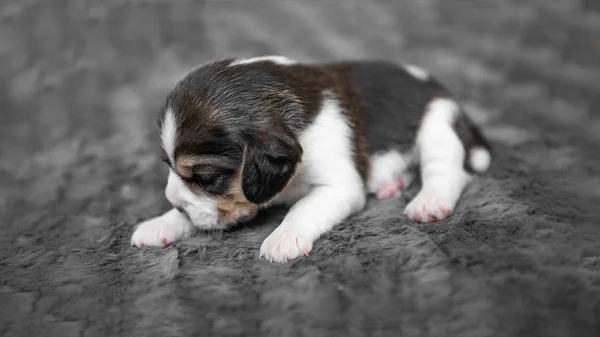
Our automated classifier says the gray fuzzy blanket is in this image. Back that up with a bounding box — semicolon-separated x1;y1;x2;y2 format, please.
2;1;600;336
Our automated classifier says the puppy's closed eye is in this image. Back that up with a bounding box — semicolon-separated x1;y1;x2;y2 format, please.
184;165;236;196
190;172;223;188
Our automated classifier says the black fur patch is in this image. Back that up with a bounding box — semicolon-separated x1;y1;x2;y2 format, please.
242;131;303;204
332;61;449;154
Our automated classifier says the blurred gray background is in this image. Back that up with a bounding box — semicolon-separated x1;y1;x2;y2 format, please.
1;1;600;336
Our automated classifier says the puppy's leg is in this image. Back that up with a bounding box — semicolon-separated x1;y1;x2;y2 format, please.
259;93;367;262
131;208;193;247
260;184;365;262
404;98;490;223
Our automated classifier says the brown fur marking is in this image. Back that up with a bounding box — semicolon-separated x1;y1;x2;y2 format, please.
215;171;258;225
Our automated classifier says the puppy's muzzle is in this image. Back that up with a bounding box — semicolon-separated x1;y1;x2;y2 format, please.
165;185;186;214
167;195;191;220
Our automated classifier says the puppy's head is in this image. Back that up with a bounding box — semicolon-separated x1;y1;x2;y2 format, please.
159;59;303;229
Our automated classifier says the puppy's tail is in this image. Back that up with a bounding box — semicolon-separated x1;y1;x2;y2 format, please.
453;111;491;173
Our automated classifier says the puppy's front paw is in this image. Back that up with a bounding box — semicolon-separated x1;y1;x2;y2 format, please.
404;187;455;223
131;216;189;248
259;226;312;263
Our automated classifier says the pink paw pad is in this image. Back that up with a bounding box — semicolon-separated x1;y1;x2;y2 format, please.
376;177;404;200
441;208;452;217
158;228;174;248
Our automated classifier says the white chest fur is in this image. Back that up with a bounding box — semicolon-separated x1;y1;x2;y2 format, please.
270;91;366;207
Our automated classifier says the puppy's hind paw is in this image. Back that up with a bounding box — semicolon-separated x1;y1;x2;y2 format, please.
376;176;404;200
404;187;455;223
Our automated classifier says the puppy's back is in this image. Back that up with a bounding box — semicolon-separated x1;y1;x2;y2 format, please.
324;61;490;173
324;61;449;153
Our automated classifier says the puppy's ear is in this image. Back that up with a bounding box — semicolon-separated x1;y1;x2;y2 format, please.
242;131;302;204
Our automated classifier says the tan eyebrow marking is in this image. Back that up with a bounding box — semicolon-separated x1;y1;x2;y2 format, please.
175;156;197;179
176;154;231;169
177;155;206;167
175;155;221;179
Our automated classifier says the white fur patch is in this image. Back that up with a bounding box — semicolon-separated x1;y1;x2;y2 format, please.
405;98;470;222
229;56;297;66
261;92;366;262
469;146;491;173
131;208;192;247
165;170;221;230
422;98;459;123
160;108;178;163
403;64;429;81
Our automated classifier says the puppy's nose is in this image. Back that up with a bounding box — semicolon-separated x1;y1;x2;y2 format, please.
167;196;189;218
173;204;191;221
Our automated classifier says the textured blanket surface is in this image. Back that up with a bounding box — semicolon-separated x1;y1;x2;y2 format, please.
1;1;600;336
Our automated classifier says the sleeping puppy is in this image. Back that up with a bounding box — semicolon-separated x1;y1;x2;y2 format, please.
131;56;491;262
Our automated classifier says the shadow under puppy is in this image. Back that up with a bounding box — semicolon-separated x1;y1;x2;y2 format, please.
131;56;491;262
